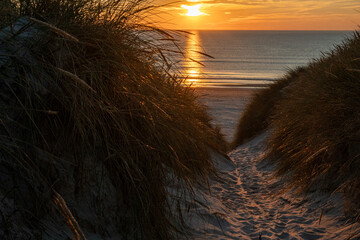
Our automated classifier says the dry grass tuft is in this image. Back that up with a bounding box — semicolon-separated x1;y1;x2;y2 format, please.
235;30;360;219
231;67;304;148
0;0;226;239
267;32;360;200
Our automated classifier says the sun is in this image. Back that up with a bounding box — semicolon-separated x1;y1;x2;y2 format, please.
181;4;204;17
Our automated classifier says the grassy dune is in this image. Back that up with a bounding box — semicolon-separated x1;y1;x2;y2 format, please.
231;68;304;148
0;0;226;239
234;31;360;212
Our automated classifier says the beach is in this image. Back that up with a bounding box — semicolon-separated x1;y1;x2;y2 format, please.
2;1;360;239
195;87;258;142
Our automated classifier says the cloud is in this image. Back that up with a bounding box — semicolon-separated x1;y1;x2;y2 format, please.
155;0;360;30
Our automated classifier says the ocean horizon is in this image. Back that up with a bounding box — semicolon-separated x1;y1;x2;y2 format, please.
175;30;352;87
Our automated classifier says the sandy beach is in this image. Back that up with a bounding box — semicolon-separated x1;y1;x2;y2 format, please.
195;87;258;142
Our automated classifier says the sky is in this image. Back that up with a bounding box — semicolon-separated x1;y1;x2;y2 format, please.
152;0;360;30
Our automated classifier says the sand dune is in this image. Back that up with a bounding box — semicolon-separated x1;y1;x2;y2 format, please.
189;133;360;239
189;88;360;239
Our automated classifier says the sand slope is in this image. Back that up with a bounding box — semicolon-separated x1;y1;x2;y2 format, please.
191;133;360;239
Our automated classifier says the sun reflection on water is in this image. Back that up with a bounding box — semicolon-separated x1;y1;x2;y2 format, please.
185;31;202;86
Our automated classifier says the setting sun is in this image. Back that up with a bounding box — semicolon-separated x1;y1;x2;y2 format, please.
181;4;204;17
158;0;360;30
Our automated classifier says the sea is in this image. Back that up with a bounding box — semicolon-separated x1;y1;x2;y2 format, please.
173;30;352;88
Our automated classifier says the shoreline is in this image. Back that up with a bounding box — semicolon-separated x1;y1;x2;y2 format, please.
188;85;269;90
193;86;259;96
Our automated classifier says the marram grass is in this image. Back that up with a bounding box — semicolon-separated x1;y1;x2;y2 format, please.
267;32;360;198
0;0;226;239
231;67;305;148
234;31;360;219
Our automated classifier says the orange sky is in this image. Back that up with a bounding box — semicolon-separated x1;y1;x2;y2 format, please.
153;0;360;30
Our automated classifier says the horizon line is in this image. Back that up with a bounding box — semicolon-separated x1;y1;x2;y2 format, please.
167;29;356;31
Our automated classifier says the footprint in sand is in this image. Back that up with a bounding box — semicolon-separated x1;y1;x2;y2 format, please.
191;133;357;240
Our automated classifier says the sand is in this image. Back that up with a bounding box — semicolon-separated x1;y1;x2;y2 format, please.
194;87;258;142
189;87;360;240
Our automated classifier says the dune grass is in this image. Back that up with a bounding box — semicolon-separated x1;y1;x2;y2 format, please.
234;30;360;216
0;0;226;239
231;68;304;148
267;32;360;198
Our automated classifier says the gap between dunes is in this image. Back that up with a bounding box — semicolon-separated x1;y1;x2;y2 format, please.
188;88;360;239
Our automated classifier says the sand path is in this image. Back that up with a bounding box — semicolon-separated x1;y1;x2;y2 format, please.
190;88;358;239
191;132;359;239
201;134;334;239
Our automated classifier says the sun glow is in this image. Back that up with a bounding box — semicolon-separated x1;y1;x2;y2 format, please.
185;31;202;86
181;4;204;17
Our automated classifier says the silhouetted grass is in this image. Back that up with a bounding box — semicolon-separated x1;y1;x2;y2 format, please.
231;68;304;148
267;32;360;199
235;30;360;215
0;0;226;239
